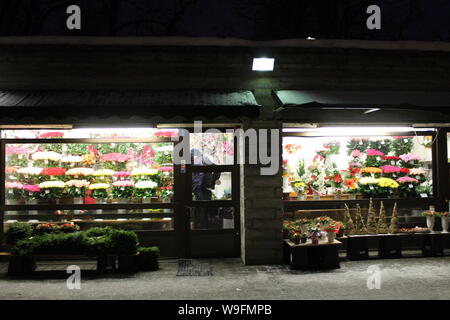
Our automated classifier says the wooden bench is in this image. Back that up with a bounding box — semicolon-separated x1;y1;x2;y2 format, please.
5;253;139;276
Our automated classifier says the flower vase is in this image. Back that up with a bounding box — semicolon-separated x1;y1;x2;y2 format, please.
73;197;84;215
297;194;306;201
348;193;356;200
311;236;319;245
334;193;342;200
327;232;336;243
26;199;39;215
441;217;449;233
426;216;435;233
312;193;320;201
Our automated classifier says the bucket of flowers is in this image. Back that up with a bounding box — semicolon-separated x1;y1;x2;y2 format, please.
31;151;62;167
134;180;158;204
40;167;67;182
38;180;65;204
65;180;89;203
308;223;323;245
5;182;24;205
359;177;380;198
158;185;174;203
17;167;43;185
114;171;131;181
396;176;420;198
112;180;135;212
422;210;437;233
344;177;359;200
399;153;421;169
327;171;344;200
438;212;449;233
89;183;110;213
380;165;402;179
65;167;95;182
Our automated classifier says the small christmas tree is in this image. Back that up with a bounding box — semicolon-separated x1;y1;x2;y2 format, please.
344;203;355;235
377;201;389;234
355;203;368;234
389;202;400;234
366;198;378;234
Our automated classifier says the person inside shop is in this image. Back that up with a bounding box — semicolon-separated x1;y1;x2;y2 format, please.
191;148;221;229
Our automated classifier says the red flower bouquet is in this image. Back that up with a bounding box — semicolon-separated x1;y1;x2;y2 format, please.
38;132;65;139
40;167;67;176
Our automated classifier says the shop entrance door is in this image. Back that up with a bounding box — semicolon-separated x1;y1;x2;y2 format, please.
176;132;240;258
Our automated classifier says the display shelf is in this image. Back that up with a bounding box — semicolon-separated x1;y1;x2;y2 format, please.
283;198;434;210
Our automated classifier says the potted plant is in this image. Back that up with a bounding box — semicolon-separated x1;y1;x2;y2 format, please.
290;232;300;245
422;210;437;233
291;179;308;201
137;247;160;271
300;233;308;244
5;182;24;208
324;223;337;243
282;221;293;239
308;223;322;245
112;180;134;213
344;178;359;200
437;212;449;233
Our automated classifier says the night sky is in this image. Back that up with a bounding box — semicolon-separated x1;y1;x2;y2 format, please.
0;0;449;42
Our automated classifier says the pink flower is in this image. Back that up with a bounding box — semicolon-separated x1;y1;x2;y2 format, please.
100;153;130;163
114;171;131;177
5;182;23;189
6;146;31;155
22;185;40;193
159;166;174;172
381;165;401;173
112;180;134;188
399;154;421;162
351;150;363;158
367;149;385;157
397;177;419;184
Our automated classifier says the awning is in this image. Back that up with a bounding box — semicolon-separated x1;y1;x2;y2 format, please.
0;90;261;125
275;90;450;124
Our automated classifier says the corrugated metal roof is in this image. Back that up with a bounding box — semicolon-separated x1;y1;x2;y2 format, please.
0;90;260;124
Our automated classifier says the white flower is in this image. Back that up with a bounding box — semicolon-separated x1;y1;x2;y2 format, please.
17;167;43;176
89;183;110;190
39;181;65;189
66;168;94;176
61;155;84;163
92;169;115;176
32;151;62;161
65;180;90;188
135;180;158;189
359;177;380;185
131;167;158;176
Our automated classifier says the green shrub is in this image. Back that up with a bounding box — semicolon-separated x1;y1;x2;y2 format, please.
137;247;160;271
84;236;112;256
13;232;88;256
5;222;33;245
108;229;139;255
85;227;114;238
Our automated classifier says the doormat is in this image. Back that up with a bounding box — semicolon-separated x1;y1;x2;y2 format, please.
176;259;213;276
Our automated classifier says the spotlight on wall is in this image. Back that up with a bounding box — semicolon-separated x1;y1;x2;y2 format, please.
364;108;381;114
252;58;275;72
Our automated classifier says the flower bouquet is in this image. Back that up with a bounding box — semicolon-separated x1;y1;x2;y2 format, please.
114;171;131;181
409;168;428;184
382;156;401;166
65;167;95;181
396;176;419;198
32;151;62;167
100;153;131;171
377;178;399;198
344;178;359;198
89;183;110;200
38;132;65;139
65;180;89;198
380;165;402;179
290;179;308;200
21;184;41;202
38;180;65;202
40;167;67;182
327;172;344;199
323;223;337;243
134;180;158;202
360;167;383;177
6;146;31;167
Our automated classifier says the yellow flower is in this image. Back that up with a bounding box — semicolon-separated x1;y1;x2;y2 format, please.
378;178;399;189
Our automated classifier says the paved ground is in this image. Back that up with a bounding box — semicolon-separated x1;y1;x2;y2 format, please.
0;257;449;300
